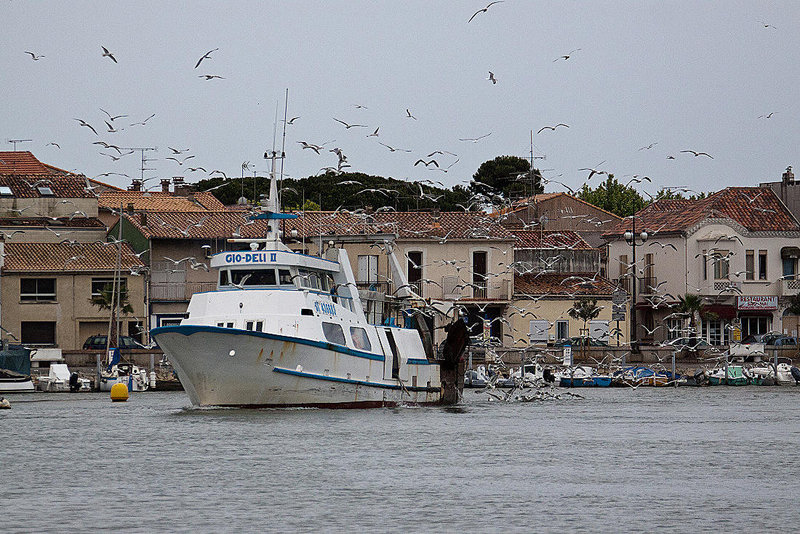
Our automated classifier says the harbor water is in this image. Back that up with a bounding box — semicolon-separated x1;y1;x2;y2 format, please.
3;387;800;533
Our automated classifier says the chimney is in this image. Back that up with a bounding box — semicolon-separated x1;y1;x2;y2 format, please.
783;166;794;184
127;202;135;215
431;207;441;228
160;179;171;193
129;179;142;192
140;212;148;227
173;176;189;196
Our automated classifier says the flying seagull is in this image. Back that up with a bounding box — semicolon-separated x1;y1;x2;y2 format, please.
537;123;569;134
195;48;219;69
333;118;366;129
468;1;504;23
24;51;44;60
101;46;117;63
406;109;417;120
680;149;714;159
553;48;581;62
459;132;491;142
487;71;497;84
199;74;224;80
100;108;128;122
74;118;98;136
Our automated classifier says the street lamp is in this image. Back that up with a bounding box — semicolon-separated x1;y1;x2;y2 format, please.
624;216;648;353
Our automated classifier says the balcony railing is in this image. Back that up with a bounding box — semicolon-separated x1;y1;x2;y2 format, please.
780;278;800;297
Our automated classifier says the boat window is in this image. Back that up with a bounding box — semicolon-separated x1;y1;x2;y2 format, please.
255;321;263;332
246;321;254;331
231;268;277;286
350;327;372;351
217;322;224;327
296;268;328;291
322;322;346;345
278;269;292;285
219;270;229;286
227;322;234;328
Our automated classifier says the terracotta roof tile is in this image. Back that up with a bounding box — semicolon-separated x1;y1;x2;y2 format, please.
515;272;616;297
125;211;269;239
100;191;226;212
495;192;622;221
2;242;144;272
0;217;105;229
604;187;799;237
511;230;593;250
0;173;96;199
0;152;74;175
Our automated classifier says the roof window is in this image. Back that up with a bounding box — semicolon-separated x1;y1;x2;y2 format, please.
37;186;54;196
0;186;12;196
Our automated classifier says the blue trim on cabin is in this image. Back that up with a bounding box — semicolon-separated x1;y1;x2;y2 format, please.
273;366;438;392
249;212;299;220
151;324;385;362
406;358;438;366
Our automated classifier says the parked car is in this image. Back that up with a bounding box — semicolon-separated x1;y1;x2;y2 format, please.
83;335;142;351
763;335;797;346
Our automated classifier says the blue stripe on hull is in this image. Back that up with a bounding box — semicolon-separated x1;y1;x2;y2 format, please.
273;366;439;393
152;324;385;362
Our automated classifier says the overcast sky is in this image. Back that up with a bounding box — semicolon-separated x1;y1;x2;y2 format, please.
2;1;799;199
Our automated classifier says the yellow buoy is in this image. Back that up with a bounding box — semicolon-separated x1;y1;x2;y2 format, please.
110;382;129;402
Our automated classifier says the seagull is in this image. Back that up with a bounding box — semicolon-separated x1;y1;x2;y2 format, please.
333;118;366;129
285;116;300;125
537;123;569;134
468;1;504;23
638;142;658;151
298;141;323;154
680;149;713;159
367;127;380;137
414;159;439;168
46;142;60;149
757;20;777;29
757;112;777;119
129;113;155;127
199;74;224;80
459;132;491;142
406;109;417;120
74;118;98;136
554;48;581;61
231;274;251;290
740;191;764;204
100;108;128;122
24;51;44;60
378;142;411;153
165;155;195;165
101;46;117;63
195;47;219;69
187;166;207;173
487;71;497;84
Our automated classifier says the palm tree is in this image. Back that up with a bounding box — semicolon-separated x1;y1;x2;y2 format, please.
677;293;704;337
568;298;602;358
89;282;134;349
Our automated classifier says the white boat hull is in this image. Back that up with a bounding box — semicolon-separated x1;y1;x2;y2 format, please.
153;326;442;408
0;379;34;393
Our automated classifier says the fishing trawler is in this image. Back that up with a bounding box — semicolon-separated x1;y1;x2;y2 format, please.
151;160;466;408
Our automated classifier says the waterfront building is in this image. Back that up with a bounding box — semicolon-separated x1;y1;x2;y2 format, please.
0;242;145;350
604;187;800;346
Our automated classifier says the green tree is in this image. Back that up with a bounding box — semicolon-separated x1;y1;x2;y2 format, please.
677;293;705;336
89;282;134;348
568;297;602;358
470;155;543;200
577;175;646;217
785;293;800;315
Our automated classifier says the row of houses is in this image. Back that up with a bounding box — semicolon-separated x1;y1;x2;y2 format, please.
1;151;799;354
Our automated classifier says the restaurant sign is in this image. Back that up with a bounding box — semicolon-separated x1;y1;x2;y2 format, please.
737;296;778;311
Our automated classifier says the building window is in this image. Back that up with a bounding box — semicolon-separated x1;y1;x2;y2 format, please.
407;251;423;296
357;255;379;283
556;320;569;341
745;250;754;280
21;321;56;345
713;250;729;280
702;249;707;280
91;277;127;298
20;278;56;302
758;250;768;280
666;318;681;340
472;251;487;299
